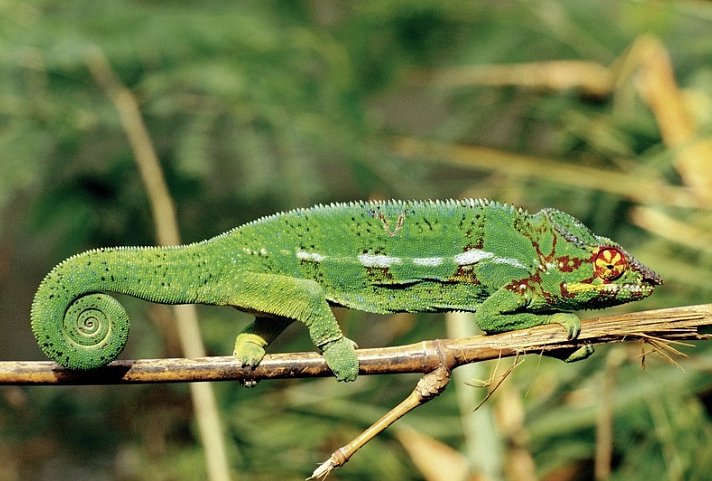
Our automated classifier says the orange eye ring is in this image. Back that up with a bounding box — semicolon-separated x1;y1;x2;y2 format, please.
594;247;628;281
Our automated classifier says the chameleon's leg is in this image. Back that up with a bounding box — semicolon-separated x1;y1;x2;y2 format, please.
233;316;294;369
474;286;593;362
229;273;359;382
473;286;582;339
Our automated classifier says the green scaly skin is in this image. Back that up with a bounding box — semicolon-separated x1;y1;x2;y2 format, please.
31;199;662;382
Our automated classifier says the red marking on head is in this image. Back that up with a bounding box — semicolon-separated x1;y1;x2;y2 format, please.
556;255;584;273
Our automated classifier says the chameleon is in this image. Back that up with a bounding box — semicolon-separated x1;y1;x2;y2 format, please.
31;199;662;382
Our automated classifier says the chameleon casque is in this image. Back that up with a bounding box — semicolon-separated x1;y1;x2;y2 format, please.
31;199;662;382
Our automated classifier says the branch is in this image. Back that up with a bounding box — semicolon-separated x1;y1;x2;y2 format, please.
3;304;710;385
85;47;231;481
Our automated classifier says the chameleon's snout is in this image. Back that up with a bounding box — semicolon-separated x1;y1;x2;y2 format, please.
630;257;663;287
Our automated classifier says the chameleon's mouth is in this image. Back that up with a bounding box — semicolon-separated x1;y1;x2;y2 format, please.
563;281;657;298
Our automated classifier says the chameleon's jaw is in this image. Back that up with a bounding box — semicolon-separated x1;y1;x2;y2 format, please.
562;280;657;299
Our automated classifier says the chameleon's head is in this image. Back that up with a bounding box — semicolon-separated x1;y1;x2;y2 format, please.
542;209;662;310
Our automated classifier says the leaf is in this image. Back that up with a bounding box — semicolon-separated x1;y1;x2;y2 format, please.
395;426;470;481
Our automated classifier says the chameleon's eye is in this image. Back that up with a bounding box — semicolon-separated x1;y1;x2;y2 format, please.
594;247;627;281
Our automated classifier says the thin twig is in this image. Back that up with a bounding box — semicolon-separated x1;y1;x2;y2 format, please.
595;349;625;481
392;137;699;209
85;47;232;481
410;60;614;97
469;355;523;413
309;365;453;480
4;304;711;385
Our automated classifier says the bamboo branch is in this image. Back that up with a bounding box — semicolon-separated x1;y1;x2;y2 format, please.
85;47;232;481
3;304;710;385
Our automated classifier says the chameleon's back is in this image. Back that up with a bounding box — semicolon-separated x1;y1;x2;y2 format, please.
223;199;537;314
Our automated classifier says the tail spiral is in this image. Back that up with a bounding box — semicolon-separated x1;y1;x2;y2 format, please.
34;293;130;370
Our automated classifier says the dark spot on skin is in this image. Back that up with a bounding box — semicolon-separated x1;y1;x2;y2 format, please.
450;266;480;285
366;266;394;282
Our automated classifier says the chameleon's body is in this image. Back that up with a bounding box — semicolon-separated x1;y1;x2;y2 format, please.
31;199;661;381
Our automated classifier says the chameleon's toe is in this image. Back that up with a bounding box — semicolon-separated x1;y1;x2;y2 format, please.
233;333;268;367
549;312;581;340
321;337;359;382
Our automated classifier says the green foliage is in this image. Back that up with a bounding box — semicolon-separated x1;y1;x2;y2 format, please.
1;1;712;480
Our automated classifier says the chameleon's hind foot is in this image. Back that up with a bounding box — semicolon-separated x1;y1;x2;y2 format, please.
321;337;359;382
233;333;268;368
549;312;581;339
234;333;269;387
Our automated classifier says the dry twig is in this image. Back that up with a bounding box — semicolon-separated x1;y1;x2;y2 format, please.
85;47;231;481
4;304;710;385
6;304;710;479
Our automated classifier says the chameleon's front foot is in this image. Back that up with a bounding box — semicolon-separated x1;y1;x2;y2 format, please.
546;313;594;363
549;312;581;340
320;337;359;382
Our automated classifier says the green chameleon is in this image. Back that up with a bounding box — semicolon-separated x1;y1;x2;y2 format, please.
31;199;662;381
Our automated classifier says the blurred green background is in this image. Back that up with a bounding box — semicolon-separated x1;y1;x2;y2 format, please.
2;1;712;480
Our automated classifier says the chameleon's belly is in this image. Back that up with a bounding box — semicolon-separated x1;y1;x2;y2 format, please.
327;280;490;314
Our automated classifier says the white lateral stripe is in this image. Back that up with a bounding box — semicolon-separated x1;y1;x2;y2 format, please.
296;249;526;270
296;251;327;262
453;249;527;269
491;257;528;269
412;256;445;267
453;249;494;265
358;253;402;268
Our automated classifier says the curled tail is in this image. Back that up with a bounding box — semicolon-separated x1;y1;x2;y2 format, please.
31;249;140;369
31;243;218;369
31;290;130;369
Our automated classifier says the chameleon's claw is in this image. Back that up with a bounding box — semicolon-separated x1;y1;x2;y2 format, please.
549;312;581;340
321;337;359;382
